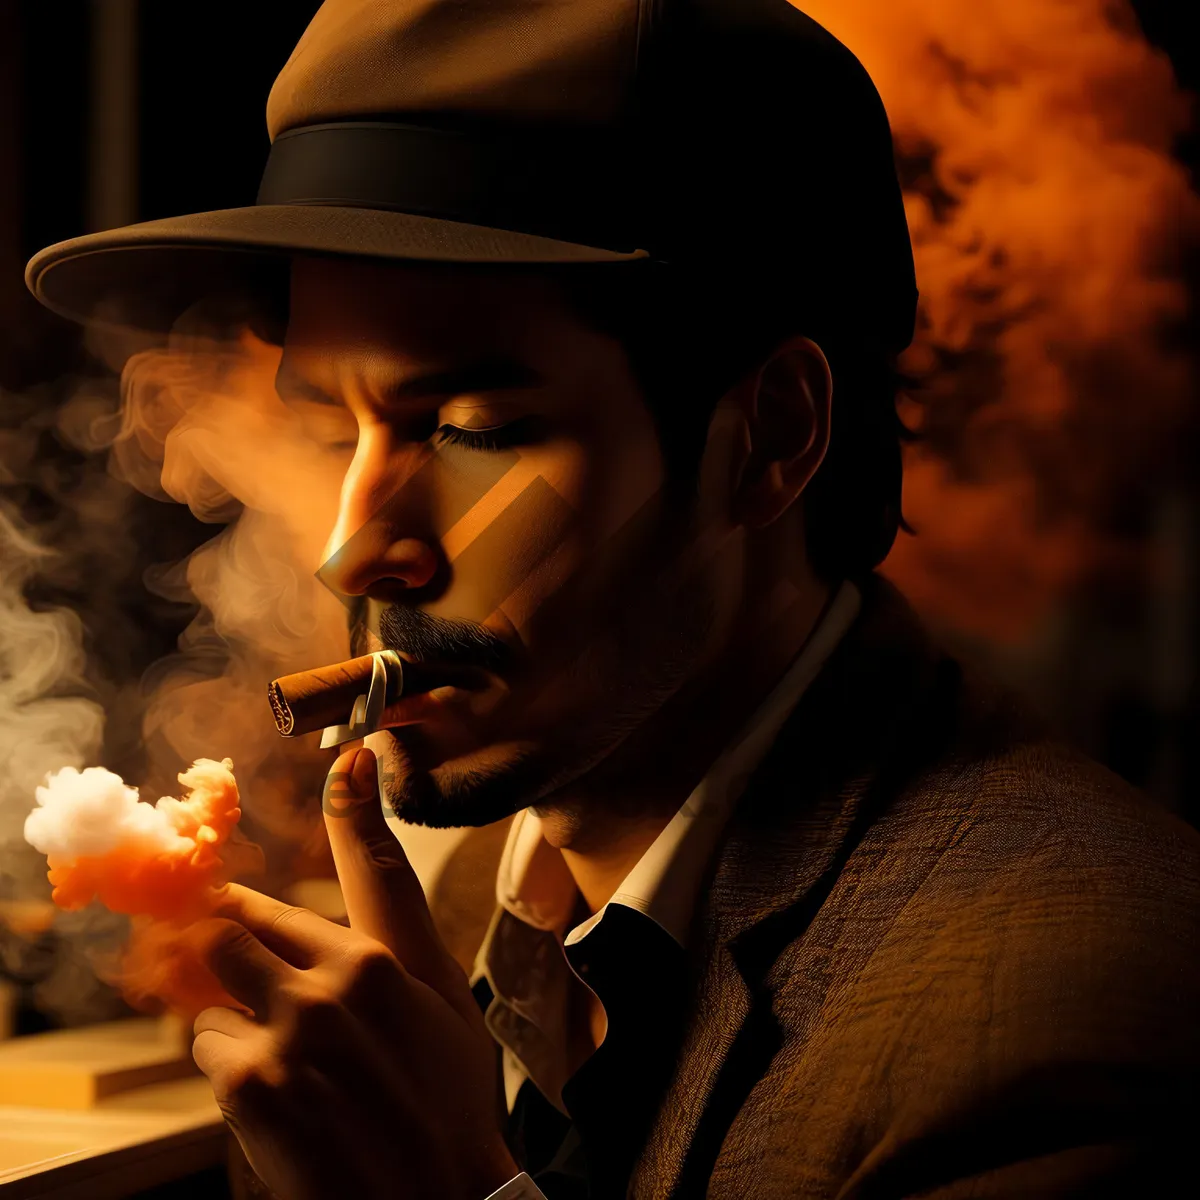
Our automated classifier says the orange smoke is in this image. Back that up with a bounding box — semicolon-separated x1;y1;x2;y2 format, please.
25;758;251;1018
798;0;1198;640
38;759;238;919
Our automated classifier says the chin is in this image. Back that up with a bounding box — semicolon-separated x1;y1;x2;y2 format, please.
365;725;554;829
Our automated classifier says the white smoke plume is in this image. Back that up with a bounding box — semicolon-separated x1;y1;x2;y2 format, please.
0;496;105;896
26;758;236;864
1;391;131;1027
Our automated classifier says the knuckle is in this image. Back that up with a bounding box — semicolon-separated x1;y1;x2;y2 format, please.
290;994;345;1043
201;919;257;963
267;903;312;939
275;975;326;1014
202;917;246;946
218;1060;280;1110
273;979;348;1054
356;836;415;883
343;942;398;989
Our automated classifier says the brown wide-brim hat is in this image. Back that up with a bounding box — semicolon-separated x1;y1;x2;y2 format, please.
26;0;918;351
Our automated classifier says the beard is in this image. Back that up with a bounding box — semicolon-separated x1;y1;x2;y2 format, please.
368;726;550;828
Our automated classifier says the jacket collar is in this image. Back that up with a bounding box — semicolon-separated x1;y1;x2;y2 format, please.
709;573;951;960
630;573;958;1197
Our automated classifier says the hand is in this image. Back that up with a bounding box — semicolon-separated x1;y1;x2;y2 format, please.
190;746;518;1200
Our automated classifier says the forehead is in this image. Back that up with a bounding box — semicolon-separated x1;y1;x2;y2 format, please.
285;256;576;363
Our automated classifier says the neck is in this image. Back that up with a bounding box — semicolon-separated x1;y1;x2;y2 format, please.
538;556;834;916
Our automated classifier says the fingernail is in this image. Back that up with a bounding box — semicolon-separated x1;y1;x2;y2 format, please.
349;748;378;799
323;752;370;815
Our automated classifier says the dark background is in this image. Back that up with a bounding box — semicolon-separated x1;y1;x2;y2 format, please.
1;0;1198;827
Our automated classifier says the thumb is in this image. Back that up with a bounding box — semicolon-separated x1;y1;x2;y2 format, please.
322;747;471;1016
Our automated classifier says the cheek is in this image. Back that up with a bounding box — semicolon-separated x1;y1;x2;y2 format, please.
491;418;667;640
559;384;667;556
582;413;666;540
419;437;589;631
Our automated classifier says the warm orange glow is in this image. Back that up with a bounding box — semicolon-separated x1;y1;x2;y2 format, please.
111;323;350;849
799;0;1198;640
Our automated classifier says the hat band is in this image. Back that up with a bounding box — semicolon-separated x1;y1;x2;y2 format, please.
257;121;643;255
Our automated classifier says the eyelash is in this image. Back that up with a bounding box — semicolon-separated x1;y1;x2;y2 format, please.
324;417;537;455
434;422;522;452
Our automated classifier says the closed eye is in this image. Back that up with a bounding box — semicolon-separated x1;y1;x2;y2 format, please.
434;416;545;453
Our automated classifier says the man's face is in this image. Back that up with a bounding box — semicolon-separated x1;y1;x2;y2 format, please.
281;257;740;827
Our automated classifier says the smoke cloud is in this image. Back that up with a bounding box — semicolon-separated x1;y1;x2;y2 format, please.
799;0;1199;639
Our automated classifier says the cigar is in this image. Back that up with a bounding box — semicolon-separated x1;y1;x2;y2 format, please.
268;650;435;742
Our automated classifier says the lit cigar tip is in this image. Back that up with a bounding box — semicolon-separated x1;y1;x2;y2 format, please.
267;680;295;737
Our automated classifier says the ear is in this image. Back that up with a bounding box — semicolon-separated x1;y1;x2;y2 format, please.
731;336;832;530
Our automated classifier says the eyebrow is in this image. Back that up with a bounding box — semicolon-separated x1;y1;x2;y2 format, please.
274;355;544;407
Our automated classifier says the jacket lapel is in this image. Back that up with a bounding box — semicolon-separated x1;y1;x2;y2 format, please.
630;576;955;1199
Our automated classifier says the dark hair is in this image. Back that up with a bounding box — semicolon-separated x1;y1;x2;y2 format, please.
559;262;915;582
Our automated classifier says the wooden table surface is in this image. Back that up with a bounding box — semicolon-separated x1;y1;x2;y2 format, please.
0;1020;228;1199
0;1075;226;1198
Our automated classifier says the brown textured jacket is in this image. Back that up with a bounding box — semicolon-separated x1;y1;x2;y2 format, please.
435;575;1200;1198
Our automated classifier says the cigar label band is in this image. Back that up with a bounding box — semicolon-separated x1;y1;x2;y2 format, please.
318;652;401;749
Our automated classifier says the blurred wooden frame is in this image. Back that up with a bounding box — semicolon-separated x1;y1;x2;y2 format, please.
0;1015;195;1110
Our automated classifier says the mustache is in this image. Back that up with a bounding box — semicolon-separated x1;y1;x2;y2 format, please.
350;601;513;675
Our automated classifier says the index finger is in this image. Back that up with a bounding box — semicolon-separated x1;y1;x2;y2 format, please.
185;916;294;1020
321;745;474;1019
207;882;345;969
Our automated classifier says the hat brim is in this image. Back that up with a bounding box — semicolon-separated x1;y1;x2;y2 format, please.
25;204;649;331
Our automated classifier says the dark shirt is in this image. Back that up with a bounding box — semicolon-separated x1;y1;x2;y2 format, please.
475;906;690;1199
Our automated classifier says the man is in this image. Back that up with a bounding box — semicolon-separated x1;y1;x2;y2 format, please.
25;2;1200;1198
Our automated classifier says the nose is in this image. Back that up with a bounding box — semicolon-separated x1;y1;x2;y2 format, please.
319;445;440;600
322;535;439;598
